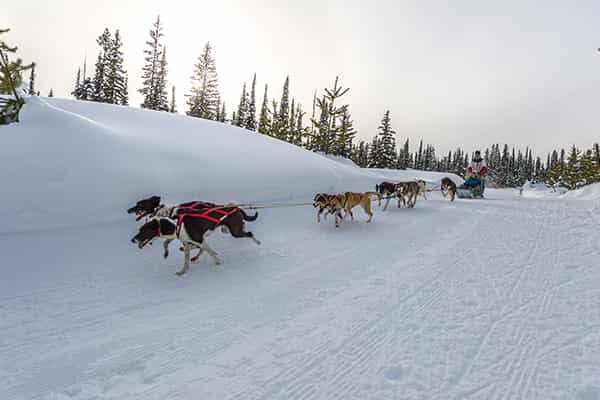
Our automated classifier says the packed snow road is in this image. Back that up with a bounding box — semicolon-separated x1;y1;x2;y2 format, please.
1;190;599;400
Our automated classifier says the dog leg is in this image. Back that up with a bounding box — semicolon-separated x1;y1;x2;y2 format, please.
190;248;203;263
201;242;222;265
175;245;191;276
383;197;390;211
249;233;261;246
162;238;173;259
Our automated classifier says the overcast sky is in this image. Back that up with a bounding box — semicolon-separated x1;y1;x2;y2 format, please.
5;0;600;155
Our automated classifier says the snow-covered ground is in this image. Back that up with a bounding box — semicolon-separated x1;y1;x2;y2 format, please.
1;98;599;400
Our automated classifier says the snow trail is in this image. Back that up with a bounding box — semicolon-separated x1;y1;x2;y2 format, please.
1;191;599;400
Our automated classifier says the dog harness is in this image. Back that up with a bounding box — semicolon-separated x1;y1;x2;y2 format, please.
175;207;240;236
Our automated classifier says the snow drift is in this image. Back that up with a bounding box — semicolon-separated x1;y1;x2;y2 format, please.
1;96;460;233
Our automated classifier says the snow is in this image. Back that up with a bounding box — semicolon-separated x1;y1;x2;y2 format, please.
562;183;600;201
1;98;600;400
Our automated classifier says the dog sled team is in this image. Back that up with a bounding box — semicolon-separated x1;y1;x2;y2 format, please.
127;151;488;276
128;179;444;275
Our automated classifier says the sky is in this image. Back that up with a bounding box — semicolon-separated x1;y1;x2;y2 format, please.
4;0;600;156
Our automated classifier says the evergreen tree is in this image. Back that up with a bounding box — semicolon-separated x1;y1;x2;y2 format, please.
310;77;350;154
104;29;127;105
92;52;105;102
219;101;226;122
244;73;257;131
234;82;247;127
187;42;220;119
28;63;35;94
275;76;290;139
155;46;169;110
139;16;164;110
48;88;53;97
121;73;129;105
375;110;396;168
258;84;270;134
72;67;82;99
169;85;177;113
562;145;583;189
334;108;356;157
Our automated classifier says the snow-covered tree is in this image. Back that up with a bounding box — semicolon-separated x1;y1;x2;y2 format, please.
244;73;257;131
187;42;220;120
139;16;165;110
258;84;270;134
374;110;396;169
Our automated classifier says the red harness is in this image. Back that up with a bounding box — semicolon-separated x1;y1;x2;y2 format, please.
176;207;240;236
176;201;214;212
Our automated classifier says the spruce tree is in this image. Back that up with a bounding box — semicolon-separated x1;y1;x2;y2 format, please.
187;42;220;120
244;73;257;131
275;76;290;139
139;16;164;110
219;101;226;122
258;84;270;134
155;46;169;111
28;63;35;94
169;85;177;113
234;82;247;127
105;29;127;105
375;110;396;169
121;73;129;105
72;67;82;99
334;108;356;158
48;88;54;97
92;52;105;102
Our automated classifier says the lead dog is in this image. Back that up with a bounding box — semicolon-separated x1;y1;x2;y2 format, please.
131;206;260;276
440;177;457;201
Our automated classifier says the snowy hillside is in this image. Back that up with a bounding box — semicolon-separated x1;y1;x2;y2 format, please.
1;98;599;400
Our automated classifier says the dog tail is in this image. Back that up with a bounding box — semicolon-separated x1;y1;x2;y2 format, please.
240;208;259;221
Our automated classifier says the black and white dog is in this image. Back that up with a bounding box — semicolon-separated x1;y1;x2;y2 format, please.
440;177;457;201
375;182;399;211
131;206;260;276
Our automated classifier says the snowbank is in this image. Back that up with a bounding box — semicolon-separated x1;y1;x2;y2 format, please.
561;182;600;201
521;181;566;198
1;97;460;233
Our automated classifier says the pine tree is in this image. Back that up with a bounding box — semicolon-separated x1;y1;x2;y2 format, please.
234;82;247;127
139;16;164;110
72;67;82;99
258;84;270;134
92;52;105;102
310;77;350;154
169;85;177;113
155;46;169;111
121;73;129;105
219;102;227;122
244;73;257;131
48;88;53;97
562;145;583;189
374;110;396;169
28;63;35;94
592;143;600;183
334;108;356;158
187;42;220;120
275;76;290;139
104;29;127;105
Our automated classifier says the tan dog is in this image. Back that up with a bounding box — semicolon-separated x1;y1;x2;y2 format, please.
338;191;381;224
313;192;380;227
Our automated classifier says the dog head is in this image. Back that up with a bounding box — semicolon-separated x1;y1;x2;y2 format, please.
127;196;161;220
313;193;328;208
130;218;176;249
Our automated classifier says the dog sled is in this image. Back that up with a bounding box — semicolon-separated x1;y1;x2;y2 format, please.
456;177;484;199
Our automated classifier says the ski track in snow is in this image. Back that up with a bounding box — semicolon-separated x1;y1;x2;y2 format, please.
1;191;600;400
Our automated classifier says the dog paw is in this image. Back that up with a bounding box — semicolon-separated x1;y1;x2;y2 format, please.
175;270;186;276
163;252;169;259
